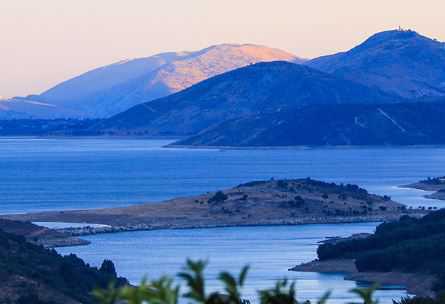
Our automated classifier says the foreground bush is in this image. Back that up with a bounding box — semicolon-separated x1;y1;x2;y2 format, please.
92;259;442;304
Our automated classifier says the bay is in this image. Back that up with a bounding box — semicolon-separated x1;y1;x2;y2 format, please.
2;137;445;303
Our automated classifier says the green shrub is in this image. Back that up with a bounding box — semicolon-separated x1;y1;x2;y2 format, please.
94;259;383;304
209;191;228;204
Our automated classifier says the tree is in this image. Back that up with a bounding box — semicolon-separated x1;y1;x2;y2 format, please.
209;191;228;204
100;259;117;278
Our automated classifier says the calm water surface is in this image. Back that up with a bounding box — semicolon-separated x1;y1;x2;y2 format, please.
1;137;444;213
2;137;445;303
58;223;407;304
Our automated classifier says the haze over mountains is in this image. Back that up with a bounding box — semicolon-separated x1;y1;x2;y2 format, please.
0;44;299;119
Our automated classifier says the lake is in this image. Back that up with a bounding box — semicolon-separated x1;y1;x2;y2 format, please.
58;223;406;304
1;137;444;214
2;137;445;303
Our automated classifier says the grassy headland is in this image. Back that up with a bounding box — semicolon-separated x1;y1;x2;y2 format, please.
2;178;417;236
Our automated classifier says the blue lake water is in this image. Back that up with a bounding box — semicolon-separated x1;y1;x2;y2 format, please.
58;223;406;304
2;137;445;303
1;137;444;214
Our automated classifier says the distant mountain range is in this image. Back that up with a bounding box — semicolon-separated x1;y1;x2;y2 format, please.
95;29;443;144
307;29;445;98
2;29;445;147
0;44;299;119
2;29;445;121
93;61;399;136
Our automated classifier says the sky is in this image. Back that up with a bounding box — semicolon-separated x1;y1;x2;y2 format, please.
1;0;445;98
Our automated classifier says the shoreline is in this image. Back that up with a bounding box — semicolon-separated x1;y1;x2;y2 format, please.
400;181;445;202
4;136;445;149
45;213;426;249
290;259;436;298
166;143;445;151
3;178;426;246
36;214;423;239
54;218;387;238
0;219;91;248
0;135;184;140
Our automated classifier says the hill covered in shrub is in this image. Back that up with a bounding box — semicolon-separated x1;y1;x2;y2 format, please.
317;210;445;294
0;228;127;303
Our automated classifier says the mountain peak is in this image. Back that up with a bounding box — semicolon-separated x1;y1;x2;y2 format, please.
354;28;440;52
307;29;445;98
203;43;299;61
366;28;419;41
25;44;299;118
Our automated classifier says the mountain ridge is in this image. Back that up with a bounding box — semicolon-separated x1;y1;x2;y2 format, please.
3;29;445;123
307;29;445;98
0;44;300;119
94;61;399;136
29;44;300;118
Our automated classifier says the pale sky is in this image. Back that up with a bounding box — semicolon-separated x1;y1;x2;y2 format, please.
1;0;444;98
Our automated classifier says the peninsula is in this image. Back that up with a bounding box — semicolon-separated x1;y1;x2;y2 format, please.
3;178;417;237
291;210;445;298
403;176;445;201
0;219;89;248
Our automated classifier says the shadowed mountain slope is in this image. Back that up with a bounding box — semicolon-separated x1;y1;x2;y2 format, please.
95;61;399;136
307;29;445;98
176;102;445;146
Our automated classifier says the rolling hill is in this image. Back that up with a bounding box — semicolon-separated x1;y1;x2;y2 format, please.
307;29;445;98
94;61;399;136
0;221;127;304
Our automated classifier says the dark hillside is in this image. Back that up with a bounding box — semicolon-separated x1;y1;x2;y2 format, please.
176;102;445;146
94;61;399;136
317;210;445;293
0;228;127;304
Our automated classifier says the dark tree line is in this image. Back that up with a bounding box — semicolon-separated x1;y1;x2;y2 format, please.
317;210;445;294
